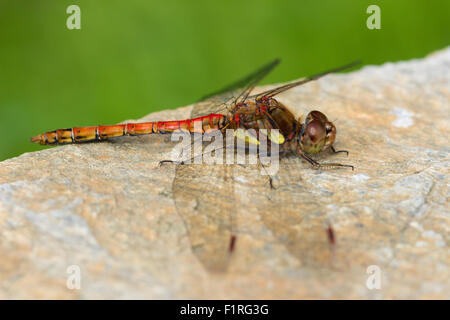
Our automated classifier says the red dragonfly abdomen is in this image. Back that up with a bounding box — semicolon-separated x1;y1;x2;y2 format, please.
31;114;226;145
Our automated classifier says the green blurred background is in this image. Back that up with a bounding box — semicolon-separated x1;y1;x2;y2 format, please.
0;0;449;161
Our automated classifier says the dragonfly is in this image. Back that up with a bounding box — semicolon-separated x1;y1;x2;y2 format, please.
30;60;358;171
30;59;360;271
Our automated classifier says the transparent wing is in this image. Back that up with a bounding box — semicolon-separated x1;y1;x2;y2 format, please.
190;59;280;118
172;162;237;272
251;61;361;100
171;60;280;272
170;60;362;273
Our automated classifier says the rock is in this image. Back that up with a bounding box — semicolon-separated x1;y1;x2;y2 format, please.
0;48;449;299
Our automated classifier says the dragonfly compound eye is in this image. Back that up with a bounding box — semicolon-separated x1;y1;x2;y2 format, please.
306;110;328;124
301;119;327;154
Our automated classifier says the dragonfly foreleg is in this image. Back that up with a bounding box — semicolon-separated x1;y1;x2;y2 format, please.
300;153;354;171
330;146;349;156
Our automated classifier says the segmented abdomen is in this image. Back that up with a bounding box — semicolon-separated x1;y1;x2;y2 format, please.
31;114;226;145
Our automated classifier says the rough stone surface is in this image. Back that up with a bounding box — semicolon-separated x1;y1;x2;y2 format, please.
1;48;449;299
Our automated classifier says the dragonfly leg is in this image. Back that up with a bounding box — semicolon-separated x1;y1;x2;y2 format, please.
257;160;276;189
330;146;349;156
159;134;211;166
269;176;275;189
159;159;185;166
159;142;229;166
235;160;275;189
301;153;354;171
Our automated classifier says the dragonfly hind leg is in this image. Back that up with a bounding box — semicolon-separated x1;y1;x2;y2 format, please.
159;159;185;166
159;143;228;166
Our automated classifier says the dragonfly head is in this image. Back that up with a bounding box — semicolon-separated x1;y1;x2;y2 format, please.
298;110;336;154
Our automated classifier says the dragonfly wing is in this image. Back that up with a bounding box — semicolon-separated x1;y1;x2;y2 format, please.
191;59;280;117
170;61;362;272
172;163;236;272
251;61;361;100
170;60;280;272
